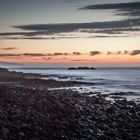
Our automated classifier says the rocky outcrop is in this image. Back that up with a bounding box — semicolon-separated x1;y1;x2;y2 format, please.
68;67;96;70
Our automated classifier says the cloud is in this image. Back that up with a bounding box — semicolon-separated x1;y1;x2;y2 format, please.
1;35;80;40
124;50;129;54
63;53;69;55
90;51;101;56
14;18;140;32
4;35;129;40
1;47;17;50
0;50;140;58
80;1;140;17
0;53;47;57
0;2;140;40
82;27;140;35
53;53;64;56
0;18;140;39
23;53;46;56
116;51;122;55
0;54;20;57
107;51;112;55
47;53;70;56
130;50;140;55
73;52;81;55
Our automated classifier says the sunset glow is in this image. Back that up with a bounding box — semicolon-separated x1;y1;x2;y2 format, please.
0;0;140;66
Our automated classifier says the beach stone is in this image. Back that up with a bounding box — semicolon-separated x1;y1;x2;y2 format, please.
2;127;9;138
19;132;25;137
0;74;140;140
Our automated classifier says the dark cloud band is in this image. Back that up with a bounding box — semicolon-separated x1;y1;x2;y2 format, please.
0;18;140;39
14;18;140;32
80;2;140;17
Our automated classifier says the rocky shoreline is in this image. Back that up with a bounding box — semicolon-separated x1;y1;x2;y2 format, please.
0;68;140;139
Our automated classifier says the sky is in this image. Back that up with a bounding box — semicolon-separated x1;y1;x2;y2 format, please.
0;0;140;66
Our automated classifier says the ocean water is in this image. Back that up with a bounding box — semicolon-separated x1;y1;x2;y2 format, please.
9;67;140;102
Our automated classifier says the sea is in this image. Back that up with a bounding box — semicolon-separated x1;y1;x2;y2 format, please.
8;67;140;102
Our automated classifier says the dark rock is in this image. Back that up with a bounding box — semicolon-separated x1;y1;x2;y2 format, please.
2;127;9;138
0;74;140;139
68;67;96;70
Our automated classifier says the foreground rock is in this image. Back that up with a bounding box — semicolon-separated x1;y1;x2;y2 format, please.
0;85;139;140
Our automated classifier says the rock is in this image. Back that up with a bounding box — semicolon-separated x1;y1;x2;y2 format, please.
2;127;9;138
19;132;25;137
0;79;140;139
21;123;29;128
68;67;96;70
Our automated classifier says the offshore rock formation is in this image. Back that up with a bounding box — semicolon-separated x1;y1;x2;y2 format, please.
68;67;96;70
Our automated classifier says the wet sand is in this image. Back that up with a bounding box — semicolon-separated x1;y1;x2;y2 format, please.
0;68;140;139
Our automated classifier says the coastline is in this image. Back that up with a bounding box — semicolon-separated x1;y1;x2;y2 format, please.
0;68;140;139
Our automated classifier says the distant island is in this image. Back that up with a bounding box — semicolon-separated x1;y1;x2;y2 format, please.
68;67;96;70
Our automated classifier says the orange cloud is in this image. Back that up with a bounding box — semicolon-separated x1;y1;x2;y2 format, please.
0;52;139;66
